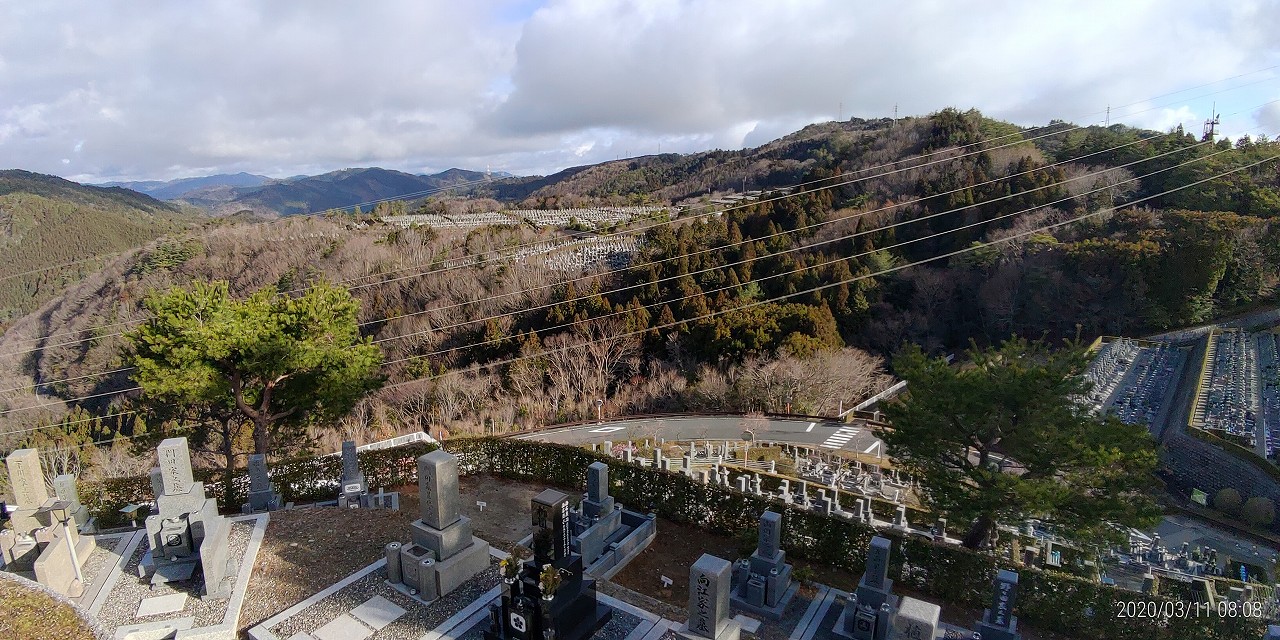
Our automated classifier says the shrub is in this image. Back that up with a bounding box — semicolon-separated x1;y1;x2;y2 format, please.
1242;497;1276;526
1215;488;1243;515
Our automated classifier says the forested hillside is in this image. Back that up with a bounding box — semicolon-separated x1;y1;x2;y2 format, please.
1;110;1278;467
0;170;198;323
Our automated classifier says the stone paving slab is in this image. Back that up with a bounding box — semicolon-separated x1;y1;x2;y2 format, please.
350;595;407;630
313;614;373;640
137;593;188;617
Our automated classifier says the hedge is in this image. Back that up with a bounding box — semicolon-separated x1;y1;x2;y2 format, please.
79;437;1264;640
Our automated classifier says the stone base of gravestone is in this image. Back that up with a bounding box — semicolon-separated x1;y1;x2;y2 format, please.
393;536;490;599
32;526;95;597
680;618;742;640
975;620;1022;640
891;596;940;640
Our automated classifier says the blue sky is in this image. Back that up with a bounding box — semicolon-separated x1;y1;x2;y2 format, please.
1;0;1278;182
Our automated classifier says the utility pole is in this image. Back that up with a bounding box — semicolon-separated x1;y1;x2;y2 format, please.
1105;105;1110;127
839;100;843;122
892;104;898;129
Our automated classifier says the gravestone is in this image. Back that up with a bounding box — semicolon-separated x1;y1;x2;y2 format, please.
973;569;1022;640
389;449;489;599
5;449;49;534
835;536;897;640
139;438;233;599
51;474;91;530
2;449;94;596
485;489;611;640
337;440;371;509
571;462;656;575
731;510;797;619
680;554;741;640
241;454;282;513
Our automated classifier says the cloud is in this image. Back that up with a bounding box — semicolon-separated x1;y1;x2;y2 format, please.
1;0;1278;182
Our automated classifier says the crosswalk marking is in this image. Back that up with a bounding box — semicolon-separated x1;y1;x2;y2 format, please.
820;426;861;449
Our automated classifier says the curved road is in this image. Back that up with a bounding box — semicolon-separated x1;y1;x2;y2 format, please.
512;414;885;458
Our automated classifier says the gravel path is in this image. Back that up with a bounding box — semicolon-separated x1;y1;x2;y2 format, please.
265;564;500;640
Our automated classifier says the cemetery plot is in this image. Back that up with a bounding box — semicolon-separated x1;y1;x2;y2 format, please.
1196;330;1262;443
86;515;267;640
1083;338;1186;429
1258;332;1280;456
382;206;670;231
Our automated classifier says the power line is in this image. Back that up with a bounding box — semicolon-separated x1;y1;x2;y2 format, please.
378;142;1247;367
3;74;1272;357
1;139;1269;423
0;150;1273;443
0;127;1207;395
369;138;1221;352
3;103;1274;399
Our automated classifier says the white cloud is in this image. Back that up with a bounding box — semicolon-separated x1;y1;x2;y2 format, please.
0;0;1278;182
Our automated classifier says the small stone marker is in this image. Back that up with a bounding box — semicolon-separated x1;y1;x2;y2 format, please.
477;500;487;512
661;575;674;588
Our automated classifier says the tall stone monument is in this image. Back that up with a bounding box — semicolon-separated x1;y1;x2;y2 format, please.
973;569;1022;640
484;488;611;640
570;461;656;577
680;554;741;640
731;510;797;619
241;454;283;513
139;437;233;599
835;536;898;640
387;449;489;600
337;440;372;509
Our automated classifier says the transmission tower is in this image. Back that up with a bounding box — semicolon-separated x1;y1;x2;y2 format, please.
1202;103;1220;142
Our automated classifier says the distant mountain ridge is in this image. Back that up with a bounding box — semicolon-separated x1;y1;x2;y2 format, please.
99;172;272;201
209;167;497;216
101;167;510;216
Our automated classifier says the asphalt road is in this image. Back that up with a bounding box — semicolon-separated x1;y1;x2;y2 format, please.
512;414;885;458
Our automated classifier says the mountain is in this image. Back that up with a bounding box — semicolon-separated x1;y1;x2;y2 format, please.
480;118;897;205
100;172;272;201
0;170;199;322
212;167;493;216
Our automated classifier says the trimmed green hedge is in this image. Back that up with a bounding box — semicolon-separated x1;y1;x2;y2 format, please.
80;437;1264;639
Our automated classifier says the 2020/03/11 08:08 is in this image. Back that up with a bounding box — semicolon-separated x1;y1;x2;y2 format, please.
1115;599;1266;619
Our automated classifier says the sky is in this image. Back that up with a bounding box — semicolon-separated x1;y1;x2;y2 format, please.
2;0;1279;183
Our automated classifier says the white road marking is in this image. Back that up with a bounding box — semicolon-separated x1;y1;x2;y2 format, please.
820;426;861;449
863;441;881;454
806;422;815;432
589;426;626;433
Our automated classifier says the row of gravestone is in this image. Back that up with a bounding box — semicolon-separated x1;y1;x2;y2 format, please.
683;530;1024;640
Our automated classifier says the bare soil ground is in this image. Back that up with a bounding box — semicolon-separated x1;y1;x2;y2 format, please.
237;474;547;636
